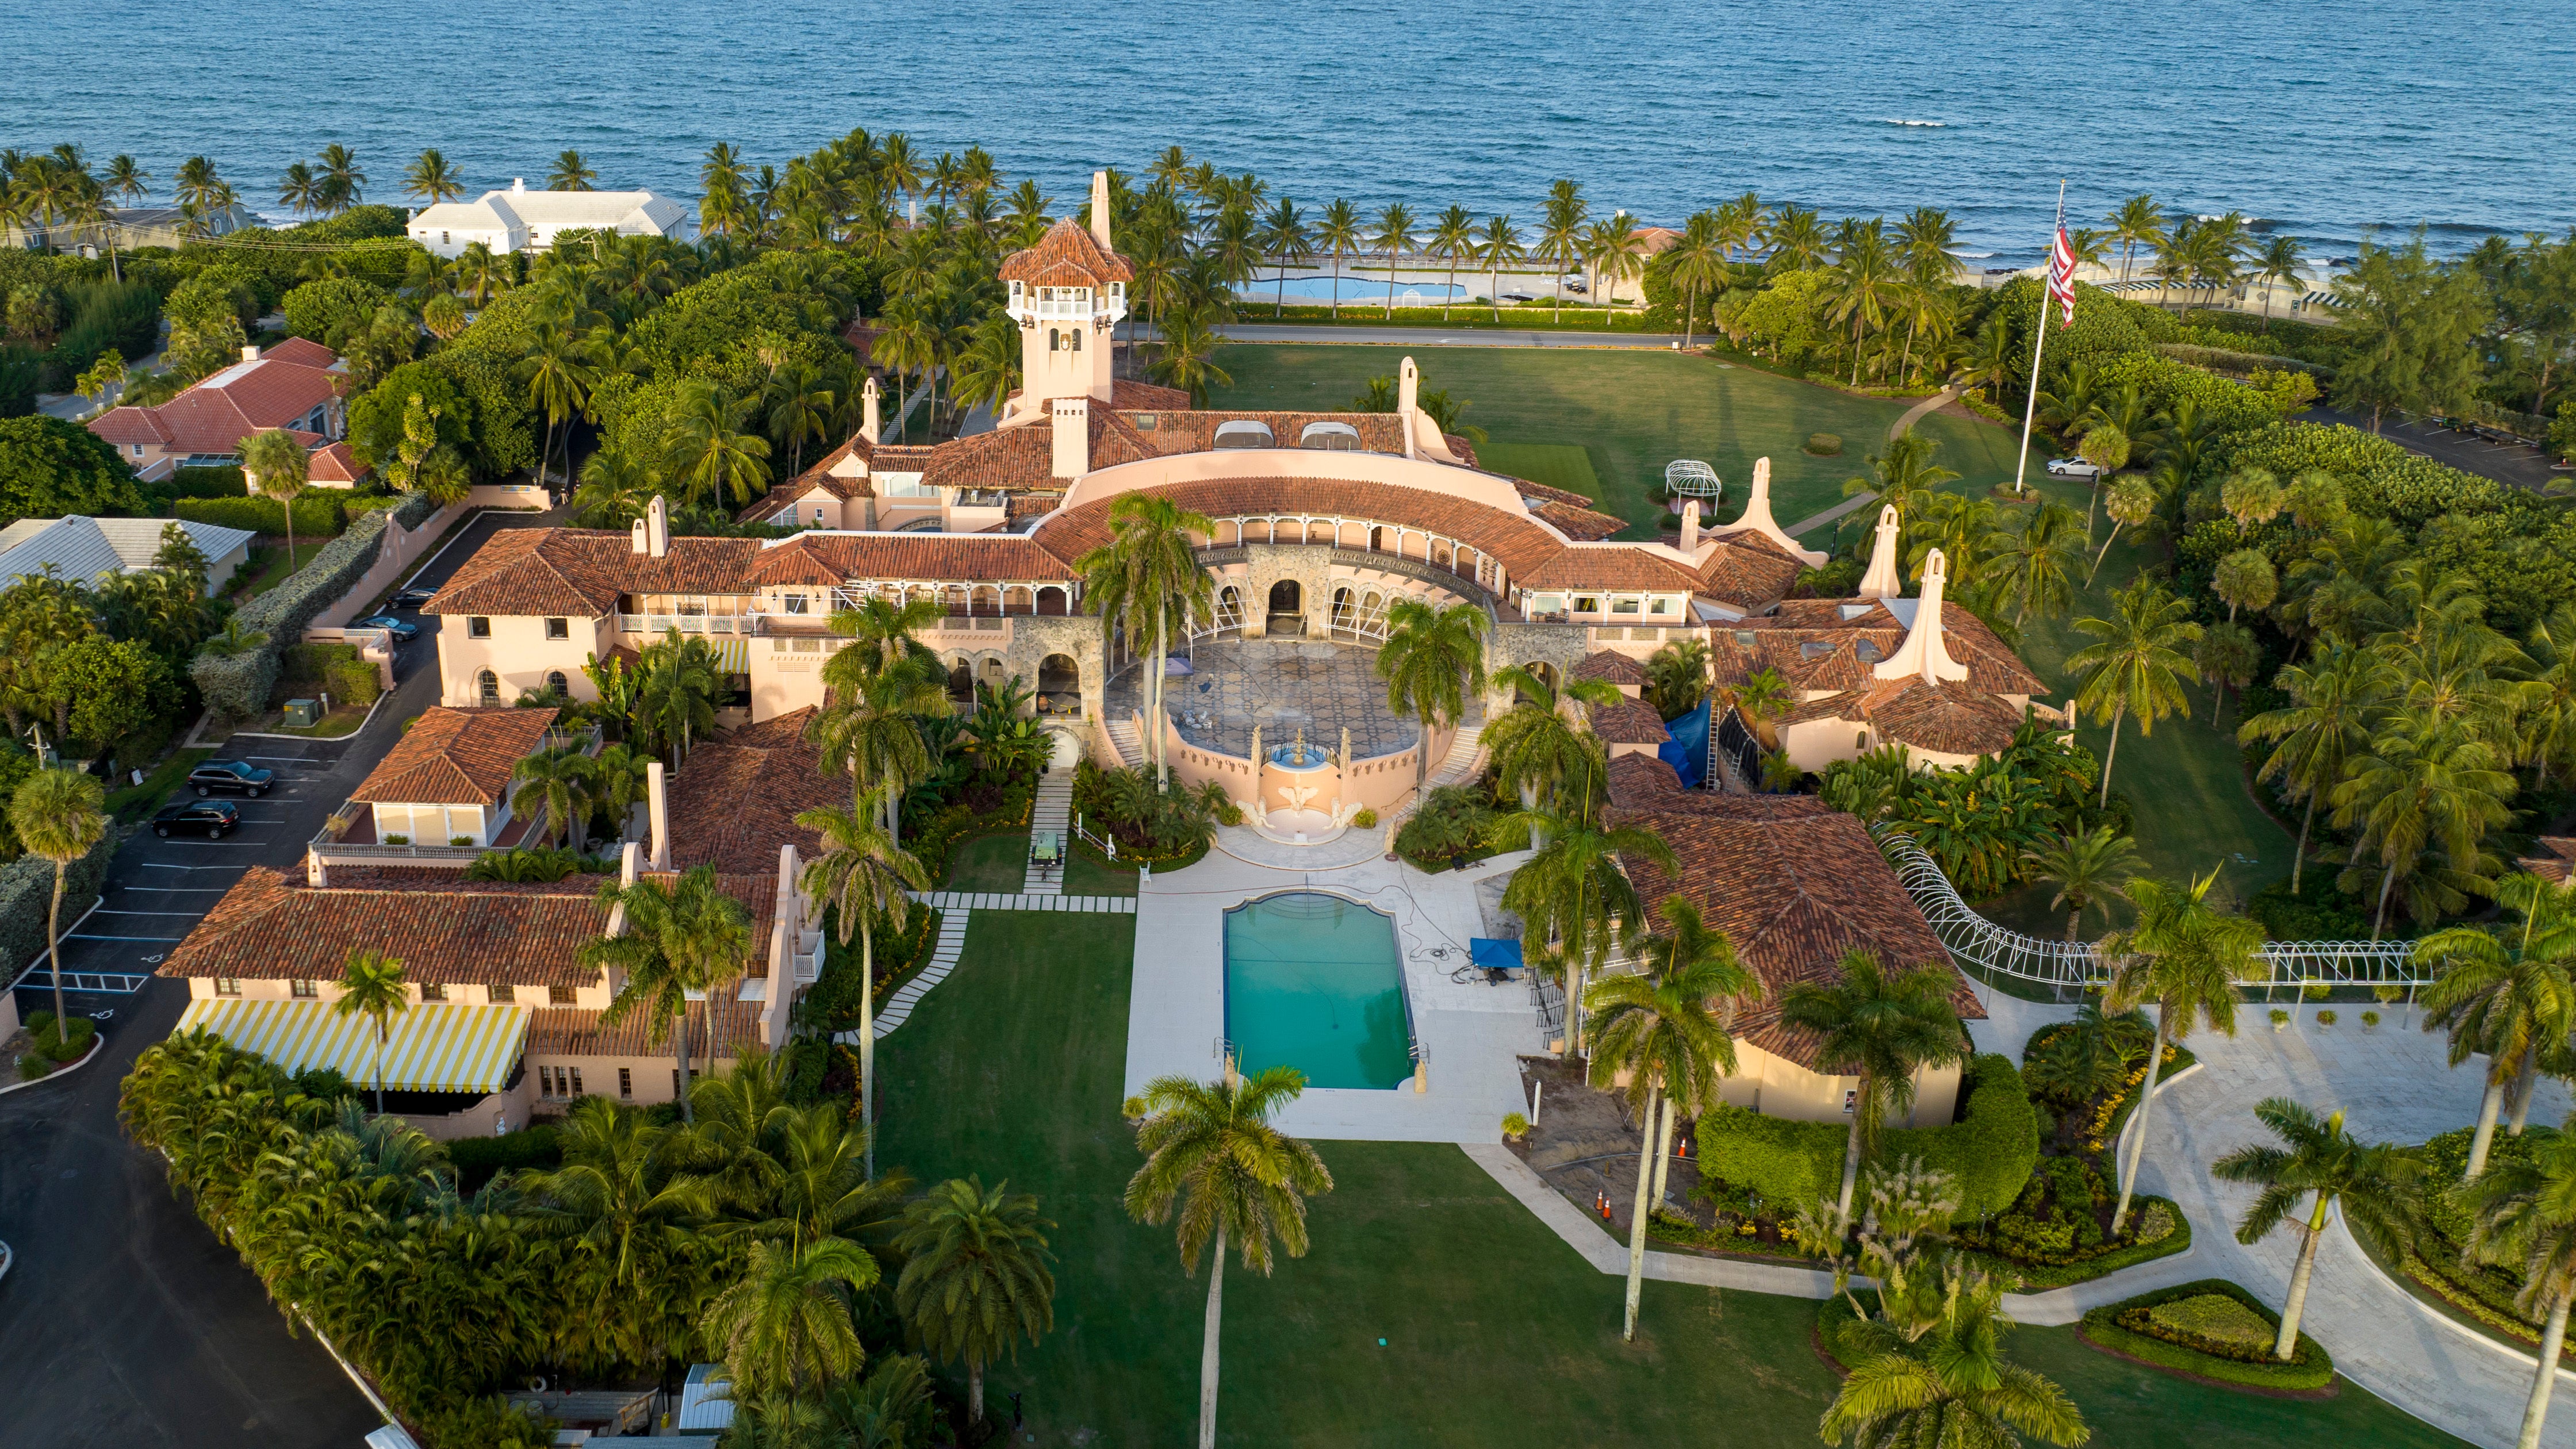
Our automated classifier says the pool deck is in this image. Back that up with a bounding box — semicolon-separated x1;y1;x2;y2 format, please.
1124;845;1546;1143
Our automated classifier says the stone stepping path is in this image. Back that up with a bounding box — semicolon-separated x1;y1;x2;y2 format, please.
910;891;1137;914
1023;771;1075;895
852;910;973;1043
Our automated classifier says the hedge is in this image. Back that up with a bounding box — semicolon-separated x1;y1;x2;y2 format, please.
176;493;348;538
1693;1055;2038;1220
279;641;384;706
167;465;247;499
0;821;122;983
1970;1195;2192;1288
190;490;439;720
444;1125;562;1193
2080;1278;2336;1392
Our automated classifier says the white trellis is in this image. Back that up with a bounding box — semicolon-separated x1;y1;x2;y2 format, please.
1873;827;2428;996
1664;459;1724;506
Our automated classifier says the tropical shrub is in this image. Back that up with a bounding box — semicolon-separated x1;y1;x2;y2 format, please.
1693;1055;2036;1221
1393;783;1497;868
175;493;348;538
278;641;382;706
2083;1279;2333;1390
0;822;118;982
0;414;146;528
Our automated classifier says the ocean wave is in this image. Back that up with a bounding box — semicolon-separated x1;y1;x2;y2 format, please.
1947;250;1996;259
1879;118;1946;128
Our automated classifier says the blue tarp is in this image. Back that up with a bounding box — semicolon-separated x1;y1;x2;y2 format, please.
1658;698;1711;788
1469;938;1524;972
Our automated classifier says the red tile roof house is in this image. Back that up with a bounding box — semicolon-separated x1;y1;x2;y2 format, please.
85;338;353;484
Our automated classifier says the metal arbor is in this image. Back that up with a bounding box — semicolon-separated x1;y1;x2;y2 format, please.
1664;459;1724;509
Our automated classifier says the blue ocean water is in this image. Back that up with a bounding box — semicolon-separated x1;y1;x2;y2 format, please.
5;0;2570;264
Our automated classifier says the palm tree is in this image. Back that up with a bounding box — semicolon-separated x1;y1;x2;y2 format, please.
2020;826;2138;941
1992;501;2087;626
1762;205;1829;273
1125;1069;1334;1449
1372;202;1417;319
2460;1132;2576;1449
584;865;753;1124
102;154;146;206
331;948;409;1116
1483;666;1622;814
9;766;106;1031
275;163;321;218
2212;1098;2422;1359
701;1239;877;1400
404;148;463;204
1254;197;1312;319
2333;715;2514;937
1823;220;1906;387
892;1176;1056;1425
1425;205;1477;323
1665;211;1726;349
237;428;310;575
2107;194;2164;286
2102;868;2266;1233
796;787;925;1181
316;144;364;211
1149;305;1233;407
1497;780;1673;1056
520;324;597;489
764;362;834;480
1314;198;1362;319
2254;235;2307;326
1476;214;1524;323
634;630;722;768
1822;1271;2088;1449
1075;493;1215;791
1538;210;1585;323
662;377;771;507
1376;600;1487;787
1587;212;1649;309
2415;875;2576;1179
810;656;945;839
1778;951;1968;1218
548;150;597;191
2066;580;2203;807
1585;896;1759;1339
510;744;597;852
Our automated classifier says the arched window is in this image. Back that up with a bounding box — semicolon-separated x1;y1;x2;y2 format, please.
1070;328;1082;352
1049;328;1061;352
545;670;569;697
478;669;500;706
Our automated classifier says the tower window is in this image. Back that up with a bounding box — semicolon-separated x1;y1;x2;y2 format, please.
1049;328;1060;352
1070;329;1082;352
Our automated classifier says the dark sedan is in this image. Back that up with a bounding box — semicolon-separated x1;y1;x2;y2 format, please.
153;801;239;839
188;761;274;797
354;614;420;642
391;586;437;608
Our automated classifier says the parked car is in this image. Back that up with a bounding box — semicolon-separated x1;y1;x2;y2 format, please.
1498;290;1535;303
154;801;239;839
392;586;437;608
189;761;275;797
2045;457;2102;480
355;614;420;642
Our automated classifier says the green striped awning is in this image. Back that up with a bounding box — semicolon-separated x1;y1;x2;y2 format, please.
177;998;530;1094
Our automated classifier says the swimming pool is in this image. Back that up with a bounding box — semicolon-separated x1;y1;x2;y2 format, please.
1237;275;1471;304
1222;892;1413;1090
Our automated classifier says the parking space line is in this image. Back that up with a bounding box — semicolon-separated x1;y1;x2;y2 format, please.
69;933;190;941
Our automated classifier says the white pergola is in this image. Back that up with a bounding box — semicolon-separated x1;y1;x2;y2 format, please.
1664;459;1724;510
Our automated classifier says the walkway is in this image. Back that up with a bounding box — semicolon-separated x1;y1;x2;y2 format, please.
853;909;972;1042
1023;771;1074;895
910;890;1137;914
1779;385;1960;539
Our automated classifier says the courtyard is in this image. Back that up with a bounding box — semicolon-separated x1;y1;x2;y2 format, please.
1103;636;1433;760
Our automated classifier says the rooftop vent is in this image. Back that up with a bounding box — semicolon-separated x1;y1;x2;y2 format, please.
1212;420;1275;450
1298;421;1362;451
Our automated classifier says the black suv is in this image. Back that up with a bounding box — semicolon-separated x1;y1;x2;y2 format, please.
154;801;240;839
189;761;275;797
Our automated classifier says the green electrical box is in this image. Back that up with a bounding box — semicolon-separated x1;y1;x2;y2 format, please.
283;698;320;728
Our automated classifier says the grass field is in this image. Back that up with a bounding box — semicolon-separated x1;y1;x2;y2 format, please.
938;831;1030;894
1207;344;2034;538
873;911;2456;1447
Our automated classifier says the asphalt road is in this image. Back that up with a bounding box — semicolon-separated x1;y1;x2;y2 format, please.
0;503;555;1449
2300;404;2566;492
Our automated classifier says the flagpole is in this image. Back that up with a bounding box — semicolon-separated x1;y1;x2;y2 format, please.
2010;179;2068;497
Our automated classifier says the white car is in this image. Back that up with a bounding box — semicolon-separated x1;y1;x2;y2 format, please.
2045;458;2102;480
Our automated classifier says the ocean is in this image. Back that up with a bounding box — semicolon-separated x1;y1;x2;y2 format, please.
6;0;2570;264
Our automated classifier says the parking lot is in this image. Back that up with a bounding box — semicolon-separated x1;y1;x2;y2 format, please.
0;503;559;1448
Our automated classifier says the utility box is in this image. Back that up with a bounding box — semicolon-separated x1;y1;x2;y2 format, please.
282;698;320;728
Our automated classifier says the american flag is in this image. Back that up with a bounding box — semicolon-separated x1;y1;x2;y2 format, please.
2046;227;2079;325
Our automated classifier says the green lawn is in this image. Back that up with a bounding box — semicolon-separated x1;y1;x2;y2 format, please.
1208;345;2034;538
1064;849;1140;897
938;831;1031;894
230;536;329;600
873;912;2456;1447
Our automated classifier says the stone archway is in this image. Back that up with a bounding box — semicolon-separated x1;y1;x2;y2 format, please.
1038;653;1080;713
1266;579;1305;637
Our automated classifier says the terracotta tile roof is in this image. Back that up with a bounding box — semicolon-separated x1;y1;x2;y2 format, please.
1690;532;1808;610
1444;435;1481;470
528;995;766;1060
1512;478;1597;511
351;707;559;806
1520;545;1699;592
738;436;875;519
1862;676;2027;756
2523;838;2576;884
306;440;366;485
264;336;337;367
740;532;1078;586
1609;796;1978;1071
1590;697;1671;745
424;530;764;616
907;409;1160;493
1105;378;1191;411
1034;475;1569;580
1571;650;1647;686
1606;751;1685;803
997;218;1135;288
158;867;608;987
87;348;344;458
669;708;850;875
1528;499;1630;542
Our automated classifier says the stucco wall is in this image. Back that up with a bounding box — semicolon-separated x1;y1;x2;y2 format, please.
1713;1038;1964;1127
435;614;615;707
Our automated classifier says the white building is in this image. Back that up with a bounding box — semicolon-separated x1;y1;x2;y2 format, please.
405;180;697;258
0;515;255;595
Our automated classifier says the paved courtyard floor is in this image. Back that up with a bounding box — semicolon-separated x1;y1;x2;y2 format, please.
1125;845;1543;1143
1106;638;1430;758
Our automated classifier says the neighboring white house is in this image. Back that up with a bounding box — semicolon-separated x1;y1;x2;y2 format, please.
0;515;256;595
406;180;697;258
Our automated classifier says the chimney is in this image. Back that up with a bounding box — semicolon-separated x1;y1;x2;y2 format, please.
1858;504;1904;600
511;177;526;194
605;841;642;938
647;761;671;869
240;344;260;363
630;517;648;554
861;375;881;446
1052;395;1090;479
1874;547;1971;687
646;494;669;558
1678;499;1700;553
1088;170;1113;252
1398;355;1420;415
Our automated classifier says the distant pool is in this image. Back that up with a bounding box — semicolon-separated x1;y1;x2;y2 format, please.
1222;892;1413;1090
1239;275;1471;304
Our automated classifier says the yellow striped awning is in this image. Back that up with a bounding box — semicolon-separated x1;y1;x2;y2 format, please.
711;637;749;673
177;999;531;1094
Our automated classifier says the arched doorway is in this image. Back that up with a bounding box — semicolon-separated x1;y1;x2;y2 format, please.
1266;579;1304;637
1517;660;1558;703
1038;653;1080;714
946;656;975;703
1044;727;1083;775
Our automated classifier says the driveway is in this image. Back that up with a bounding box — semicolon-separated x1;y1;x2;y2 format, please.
0;502;557;1448
1972;986;2576;1449
2300;405;2564;493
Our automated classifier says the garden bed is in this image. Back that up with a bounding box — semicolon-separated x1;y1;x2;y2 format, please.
2353;1124;2576;1365
2076;1279;2336;1395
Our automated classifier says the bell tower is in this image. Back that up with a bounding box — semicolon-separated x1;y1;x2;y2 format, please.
998;170;1131;421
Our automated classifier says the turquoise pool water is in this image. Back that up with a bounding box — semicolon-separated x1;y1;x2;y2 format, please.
1223;893;1412;1091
